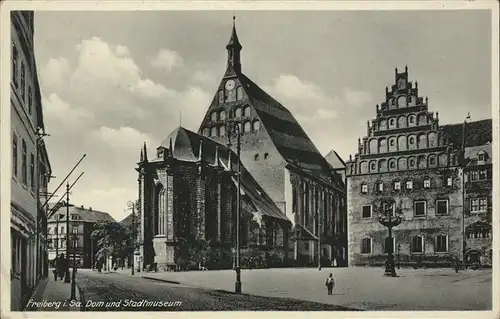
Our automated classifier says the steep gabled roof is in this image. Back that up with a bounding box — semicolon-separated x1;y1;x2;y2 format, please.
324;150;346;170
48;204;115;223
237;74;344;188
440;119;492;148
157;126;290;222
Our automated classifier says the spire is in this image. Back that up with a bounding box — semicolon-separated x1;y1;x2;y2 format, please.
143;142;148;162
140;148;144;162
226;15;242;75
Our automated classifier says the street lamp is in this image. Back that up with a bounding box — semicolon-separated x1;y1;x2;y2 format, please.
127;200;136;276
225;119;242;294
377;198;404;277
70;226;78;300
64;182;72;283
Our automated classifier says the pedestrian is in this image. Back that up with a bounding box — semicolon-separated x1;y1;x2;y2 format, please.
57;253;66;280
52;256;59;281
325;273;335;295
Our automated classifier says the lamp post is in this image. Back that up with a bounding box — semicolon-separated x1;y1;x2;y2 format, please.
226;119;242;294
377;198;403;277
127;200;136;276
397;243;401;269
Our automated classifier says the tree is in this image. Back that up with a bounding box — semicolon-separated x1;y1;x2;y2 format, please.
174;235;211;270
91;221;133;264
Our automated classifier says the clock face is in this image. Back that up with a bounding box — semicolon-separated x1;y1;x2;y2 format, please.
225;79;235;90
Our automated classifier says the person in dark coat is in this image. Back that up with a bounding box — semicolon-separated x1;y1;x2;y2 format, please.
52;255;59;281
325;273;335;295
56;253;66;280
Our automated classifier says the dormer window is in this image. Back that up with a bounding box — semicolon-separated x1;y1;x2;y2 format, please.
157;149;164;158
477;150;487;163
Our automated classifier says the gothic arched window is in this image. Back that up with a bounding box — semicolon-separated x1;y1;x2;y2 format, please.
211;112;218;122
244;121;251;133
252;120;260;131
218;91;224;104
211;127;217;137
244;106;251;117
236;87;243;100
154;184;164;236
235;107;242;118
219;111;226;121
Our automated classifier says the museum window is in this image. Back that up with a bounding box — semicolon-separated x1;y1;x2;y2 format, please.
412;235;424;253
21;139;27;185
435;234;448;253
376;181;383;193
446;177;453;187
405;180;413;190
30;153;35;189
393;181;401;191
414;201;426;217
361;238;372;254
362;205;372;218
360;183;368;194
436;199;449;216
423;178;431;189
384;237;396;253
470;198;487;213
12;133;18;178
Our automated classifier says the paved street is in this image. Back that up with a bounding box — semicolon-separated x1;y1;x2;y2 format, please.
139;267;492;311
74;269;355;311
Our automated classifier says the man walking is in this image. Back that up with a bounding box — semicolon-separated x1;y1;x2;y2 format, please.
325;273;335;295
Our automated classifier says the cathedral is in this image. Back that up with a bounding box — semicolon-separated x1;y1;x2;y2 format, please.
136;20;347;271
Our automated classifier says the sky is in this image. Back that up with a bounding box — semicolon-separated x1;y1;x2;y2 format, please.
33;10;492;221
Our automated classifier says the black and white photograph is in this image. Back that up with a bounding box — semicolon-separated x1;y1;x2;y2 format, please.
1;1;498;317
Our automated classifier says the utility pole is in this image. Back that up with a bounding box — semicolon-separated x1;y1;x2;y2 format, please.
70;228;77;300
318;208;322;270
64;182;71;283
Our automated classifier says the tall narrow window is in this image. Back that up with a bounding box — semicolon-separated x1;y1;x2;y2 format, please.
12;44;18;87
435;234;448;253
218;91;224;104
21;139;27;185
361;238;372;254
423;178;431;189
20;62;25;100
412;235;424;253
393;181;401;191
361;183;368;194
12;133;18;178
244;106;251;117
30;153;35;189
153;184;164;236
362;205;372;218
235;107;242;118
436;199;449;216
236;87;243;100
252;120;260;131
414;201;426;217
405;180;413;190
243;121;251;133
28;86;33;115
377;181;384;192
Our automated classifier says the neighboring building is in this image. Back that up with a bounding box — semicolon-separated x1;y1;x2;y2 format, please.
137;20;347;271
345;67;493;267
11;10;52;310
325;150;347;183
47;204;115;269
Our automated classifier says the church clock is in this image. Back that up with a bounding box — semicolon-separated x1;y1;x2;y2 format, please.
225;79;236;91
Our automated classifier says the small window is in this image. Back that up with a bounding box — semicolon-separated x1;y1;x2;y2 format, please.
361;183;368;194
409;137;415;145
236;87;243;100
390;161;396;169
254;154;259;161
252;120;260;131
61;226;65;234
377;181;384;192
390;119;395;126
471;198;487;213
478;170;487;180
72;227;78;234
219;111;226;121
361;238;372;254
21;139;27;185
211;112;218;122
219;126;225;137
429;157;436;166
414;201;426;216
435;234;448;253
436;199;449;216
218;91;224;104
423;178;431;189
244;106;251;117
412;235;424;253
264;153;269;159
370;162;376;171
390;139;395;146
362;205;372;218
210;127;217;137
405;180;413;190
409;116;415;124
446;177;452;187
244;122;251;133
393;181;401;191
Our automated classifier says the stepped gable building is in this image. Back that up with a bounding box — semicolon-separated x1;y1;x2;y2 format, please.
137;20;348;270
47;204;115;268
345;67;493;267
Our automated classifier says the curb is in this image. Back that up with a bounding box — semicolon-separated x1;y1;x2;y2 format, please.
141;276;180;285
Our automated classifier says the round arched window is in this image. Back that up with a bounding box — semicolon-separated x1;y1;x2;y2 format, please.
409;137;415;145
244;122;251;132
252;120;260;131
